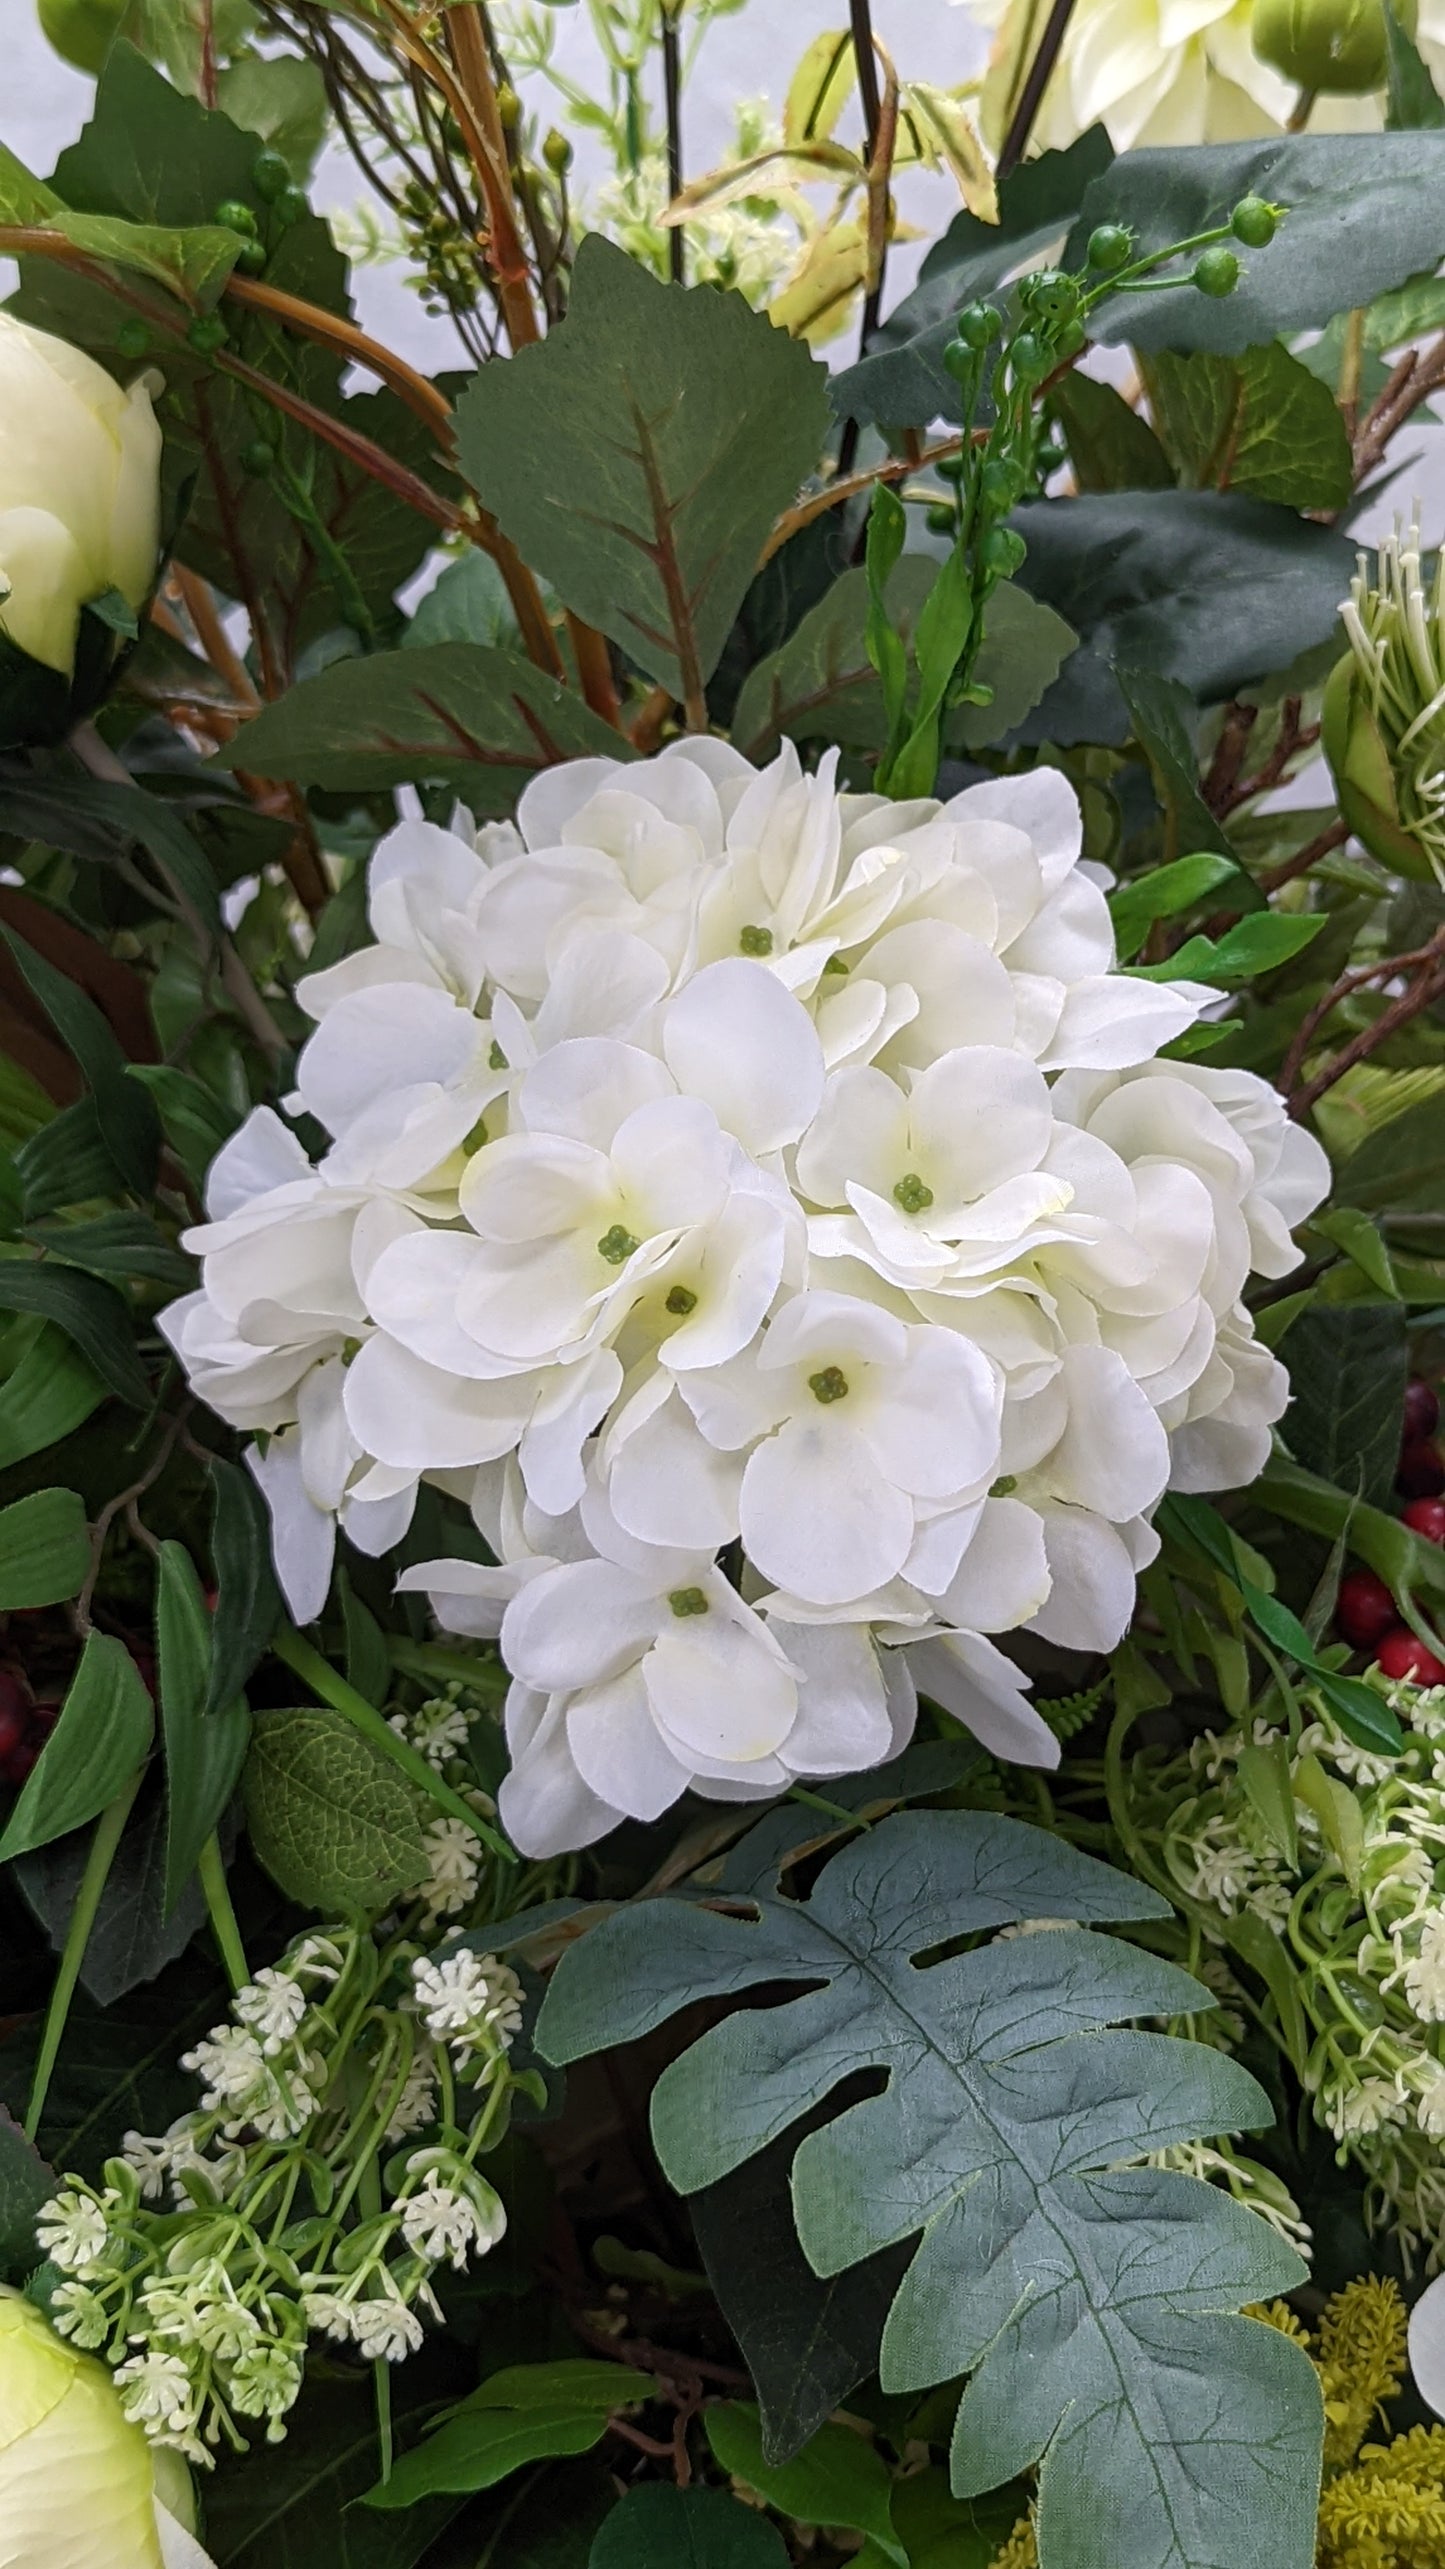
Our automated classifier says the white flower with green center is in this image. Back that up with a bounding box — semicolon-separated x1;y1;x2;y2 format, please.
36;2189;111;2275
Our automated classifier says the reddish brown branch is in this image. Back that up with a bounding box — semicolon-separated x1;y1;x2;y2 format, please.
1280;924;1445;1112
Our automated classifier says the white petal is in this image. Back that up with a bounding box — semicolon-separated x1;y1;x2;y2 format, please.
773;1618;895;1774
741;1415;914;1606
499;1685;622;1856
1040;1344;1171;1521
938;1496;1052;1631
863;1327;1001;1499
1027;1506;1141;1653
501;1557;660;1690
204;1107;312;1219
644;1602;798;1766
519;1350;623;1516
517;1037;675;1151
343;1336;534;1471
1041;976;1210;1070
566;1665;693;1820
1410;2273;1445;2419
907;1630;1060;1768
247;1433;335;1625
663;958;824;1154
606;1392;744;1551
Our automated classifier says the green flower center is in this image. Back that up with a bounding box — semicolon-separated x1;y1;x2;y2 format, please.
739;924;774;956
809;1365;850;1404
666;1285;698;1316
488;1039;507;1069
893;1173;934;1215
597;1224;640;1266
669;1586;710;1617
821;954;850;977
989;1474;1018;1497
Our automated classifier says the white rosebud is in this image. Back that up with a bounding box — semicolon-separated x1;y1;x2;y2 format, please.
0;313;161;677
0;2290;216;2565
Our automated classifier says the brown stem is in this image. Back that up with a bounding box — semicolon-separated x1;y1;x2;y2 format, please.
223;274;458;454
761;433;967;563
1279;924;1445;1105
1352;333;1445;484
375;0;540;348
661;3;685;286
1290;953;1445;1117
214;348;462;533
1257;815;1349;894
836;0;888;482
565;617;622;726
1202;701;1257;815
193;378;285;702
997;0;1081;179
169;564;261;710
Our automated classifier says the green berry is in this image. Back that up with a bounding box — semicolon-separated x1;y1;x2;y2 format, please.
543;128;572;173
980;457;1024;512
926;502;957;535
496;83;521;130
186;314;229;356
954;301;1001;350
1020;267;1079;328
1231;194;1277;247
241;438;276;477
981;525;1027;579
937;451;969;484
1036;439;1067;475
1194;245;1240;298
214;199;258;236
1009;332;1049;382
270;186;309;236
251;149;291;204
941;338;980;387
1054;316;1086;361
1087;221;1133;273
115;318;151;360
234;239;268;276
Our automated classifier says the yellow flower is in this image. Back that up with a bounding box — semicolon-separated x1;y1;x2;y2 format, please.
0;2290;213;2568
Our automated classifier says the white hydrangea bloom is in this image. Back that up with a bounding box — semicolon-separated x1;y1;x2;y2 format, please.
164;746;1328;1858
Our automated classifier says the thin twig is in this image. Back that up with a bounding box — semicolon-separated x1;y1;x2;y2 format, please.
761;434;966;562
836;0;886;482
661;3;685;286
1257;816;1349;894
1352;332;1445;484
997;0;1081;179
1279;924;1445;1108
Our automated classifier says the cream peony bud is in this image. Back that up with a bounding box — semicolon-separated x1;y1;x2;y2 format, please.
0;2290;213;2568
1322;521;1445;887
1251;0;1415;91
0;312;161;678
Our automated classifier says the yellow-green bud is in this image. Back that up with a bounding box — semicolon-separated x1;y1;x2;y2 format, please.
1251;0;1416;92
1321;525;1445;887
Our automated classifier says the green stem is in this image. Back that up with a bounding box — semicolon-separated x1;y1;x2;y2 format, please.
198;1833;250;1992
787;1785;865;1828
357;2142;393;2482
274;1627;514;1859
388;1639;507;1698
25;1771;143;2141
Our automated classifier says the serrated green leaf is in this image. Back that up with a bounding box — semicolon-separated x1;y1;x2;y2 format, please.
0;1488;89;1609
590;2486;791;2569
1108;855;1251;959
1048;373;1174;494
155;1541;250;1917
213;644;630;808
455;234;830;700
1115;665;1232;858
1141;343;1351;511
704;2406;905;2564
539;1810;1321;2569
0;2107;53;2280
1384;3;1445;126
0;1318;106;1468
0;1633;153;1861
242;1706;428;1916
365;2362;655;2508
1281;1301;1409;1510
0;1258;148;1407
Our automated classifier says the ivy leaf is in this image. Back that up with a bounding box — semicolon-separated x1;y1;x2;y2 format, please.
242;1706;428;1916
214;645;629;810
0;1635;153;1862
1281;1302;1409;1511
539;1810;1321;2569
455;234;830;703
0;1488;89;1610
365;2362;657;2510
590;2486;790;2569
155;1541;251;1916
1071;134;1445;354
1140;344;1351;512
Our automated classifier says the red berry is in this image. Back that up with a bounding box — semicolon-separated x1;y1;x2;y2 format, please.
124;1643;157;1695
1404;1499;1445;1547
1405;1378;1442;1442
4;1735;43;1785
0;1698;28;1768
1377;1626;1445;1685
1397;1442;1445;1500
1336;1569;1399;1649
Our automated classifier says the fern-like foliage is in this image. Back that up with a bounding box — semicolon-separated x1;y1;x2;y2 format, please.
537;1809;1323;2569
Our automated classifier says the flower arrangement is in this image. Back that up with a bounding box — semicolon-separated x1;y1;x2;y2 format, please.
6;0;1445;2563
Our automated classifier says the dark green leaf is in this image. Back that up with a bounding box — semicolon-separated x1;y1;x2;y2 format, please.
1335;1096;1445;1217
0;1947;226;2183
156;1540;251;1916
890;2470;1024;2569
590;2486;791;2569
471;2462;617;2569
129;1065;239;1196
0;775;225;941
206;1455;282;1715
0;929;159;1194
340;1575;391;1709
1281;1301;1409;1509
704;2406;904;2563
242;1706;428;1915
14;1100;123;1221
1129;912;1326;984
692;2134;910;2465
1115;666;1231;857
834;130;1114;427
0;1633;153;1861
213;645;629;808
1141;344;1351;510
1048;373;1174;493
1108;855;1252;959
1384;4;1445;127
950;579;1079;753
15;1786;210;2005
0;1318;106;1468
1012;492;1353;745
1313;1669;1406;1756
0;1487;89;1608
540;1811;1320;2569
214;51;330;174
366;2361;652;2508
0;1259;148;1406
1071;136;1445;355
25;1212;194;1290
455;234;831;699
405;551;518;650
204;2358;473;2569
0;2108;51;2279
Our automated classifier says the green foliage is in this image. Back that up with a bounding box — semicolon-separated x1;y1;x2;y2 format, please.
0;1635;152;1861
0;2108;54;2279
704;2405;906;2563
213;644;630;805
590;2485;791;2569
241;1705;429;1914
205;1457;282;1716
1281;1302;1410;1510
539;1810;1321;2569
1141;343;1352;509
0;1318;107;1469
155;1540;250;1915
0;1488;89;1609
1047;373;1174;493
366;2362;658;2508
455;235;831;703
